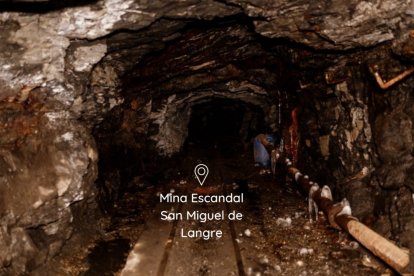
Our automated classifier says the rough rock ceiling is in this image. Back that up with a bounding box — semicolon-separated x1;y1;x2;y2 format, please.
122;22;282;98
1;0;412;108
2;0;412;48
85;18;295;155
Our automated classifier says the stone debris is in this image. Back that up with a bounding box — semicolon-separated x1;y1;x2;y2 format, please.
275;265;282;273
349;241;359;250
294;212;303;218
259;169;271;175
232;182;237;188
259;256;269;264
330;251;345;259
248;183;259;189
299;248;314;255
276;217;292;228
244;229;252;237
361;254;382;270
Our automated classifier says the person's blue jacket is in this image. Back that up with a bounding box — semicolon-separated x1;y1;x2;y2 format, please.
253;134;274;167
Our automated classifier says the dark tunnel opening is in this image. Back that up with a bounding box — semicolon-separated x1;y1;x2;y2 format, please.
89;15;300;215
185;98;267;151
93;96;274;214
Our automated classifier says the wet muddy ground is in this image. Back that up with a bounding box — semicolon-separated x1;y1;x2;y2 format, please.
38;142;391;275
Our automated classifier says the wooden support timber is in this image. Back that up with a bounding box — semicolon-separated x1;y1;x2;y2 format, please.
272;151;411;274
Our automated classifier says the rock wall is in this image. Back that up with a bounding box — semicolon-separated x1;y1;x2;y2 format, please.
0;88;98;275
298;68;376;219
371;68;414;255
295;46;414;262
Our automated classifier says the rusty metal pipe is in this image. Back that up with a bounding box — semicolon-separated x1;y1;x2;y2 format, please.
272;151;411;274
369;65;414;90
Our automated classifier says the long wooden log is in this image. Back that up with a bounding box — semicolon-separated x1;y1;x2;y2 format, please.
273;153;411;274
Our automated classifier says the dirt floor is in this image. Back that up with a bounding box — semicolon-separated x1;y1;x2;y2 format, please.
35;140;392;276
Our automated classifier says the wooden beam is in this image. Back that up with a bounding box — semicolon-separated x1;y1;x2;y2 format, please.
272;151;412;274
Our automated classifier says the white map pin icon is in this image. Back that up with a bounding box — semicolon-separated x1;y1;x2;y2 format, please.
194;164;209;186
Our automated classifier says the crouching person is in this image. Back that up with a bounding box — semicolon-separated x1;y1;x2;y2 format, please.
253;133;274;174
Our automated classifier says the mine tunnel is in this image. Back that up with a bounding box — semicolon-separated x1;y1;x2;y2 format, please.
1;1;414;275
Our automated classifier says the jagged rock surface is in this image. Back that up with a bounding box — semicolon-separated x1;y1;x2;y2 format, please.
0;89;98;275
